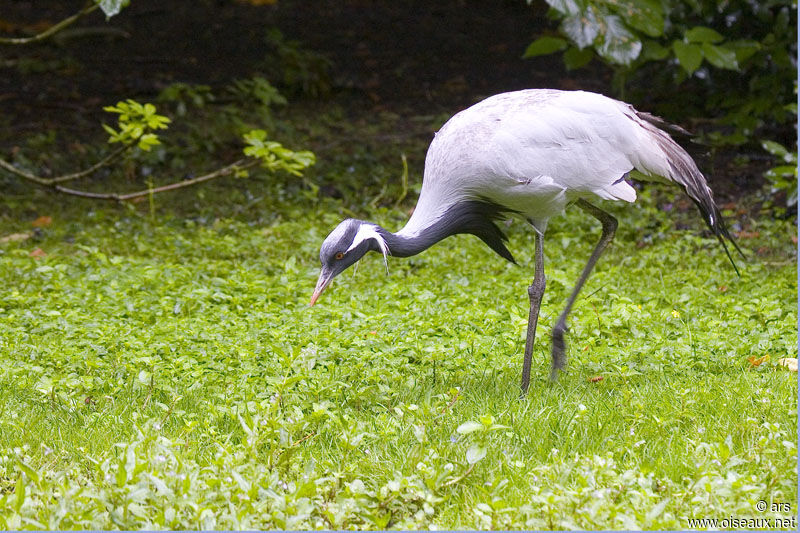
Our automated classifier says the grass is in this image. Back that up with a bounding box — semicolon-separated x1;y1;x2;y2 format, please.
0;113;797;528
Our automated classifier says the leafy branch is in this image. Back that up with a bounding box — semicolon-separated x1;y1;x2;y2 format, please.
102;100;171;151
524;0;753;72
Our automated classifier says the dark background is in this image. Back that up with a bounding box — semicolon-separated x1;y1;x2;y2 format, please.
0;0;778;200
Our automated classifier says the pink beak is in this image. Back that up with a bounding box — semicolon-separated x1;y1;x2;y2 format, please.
310;270;333;306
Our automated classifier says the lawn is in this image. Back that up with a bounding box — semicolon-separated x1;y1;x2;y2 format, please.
0;159;797;528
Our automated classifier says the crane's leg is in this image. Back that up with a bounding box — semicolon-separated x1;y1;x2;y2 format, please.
550;199;617;380
520;230;545;395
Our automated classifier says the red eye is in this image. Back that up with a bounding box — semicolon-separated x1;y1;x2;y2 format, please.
335;252;344;260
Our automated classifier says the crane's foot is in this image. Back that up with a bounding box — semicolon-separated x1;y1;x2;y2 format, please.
550;320;568;381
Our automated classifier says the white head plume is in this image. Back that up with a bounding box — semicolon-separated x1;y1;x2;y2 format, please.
347;223;390;273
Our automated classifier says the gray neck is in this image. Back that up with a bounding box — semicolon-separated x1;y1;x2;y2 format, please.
377;227;441;258
376;200;516;263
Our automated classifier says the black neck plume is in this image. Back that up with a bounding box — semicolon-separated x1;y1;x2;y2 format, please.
377;200;516;263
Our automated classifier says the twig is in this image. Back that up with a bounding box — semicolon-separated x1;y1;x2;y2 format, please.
53;144;132;183
0;143;131;185
436;389;461;418
290;432;316;447
443;463;476;487
0;157;49;185
0;1;100;45
52;158;259;201
158;395;183;429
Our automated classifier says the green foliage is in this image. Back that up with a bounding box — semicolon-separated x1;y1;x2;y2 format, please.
156;77;288;160
102;100;171;151
530;0;771;71
243;129;316;176
526;0;797;146
0;180;795;528
456;415;509;465
523;35;569;57
227;76;288;109
156;83;214;118
262;29;333;97
762;139;798;208
760;99;798;209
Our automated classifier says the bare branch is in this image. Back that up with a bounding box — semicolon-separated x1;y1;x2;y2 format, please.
443;463;476;487
51;144;132;183
50;158;261;202
0;2;100;45
0;157;49;185
0;143;131;186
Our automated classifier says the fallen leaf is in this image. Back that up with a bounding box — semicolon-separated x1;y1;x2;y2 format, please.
29;248;47;259
735;230;760;239
588;376;604;383
792;236;798;244
747;354;770;367
0;232;32;243
718;285;728;292
777;358;797;372
32;215;52;227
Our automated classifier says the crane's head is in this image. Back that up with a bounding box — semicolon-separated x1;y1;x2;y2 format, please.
310;219;390;306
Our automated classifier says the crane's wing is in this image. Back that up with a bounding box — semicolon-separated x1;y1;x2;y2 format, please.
477;91;741;265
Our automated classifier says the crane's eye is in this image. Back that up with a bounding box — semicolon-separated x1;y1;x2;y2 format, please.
335;252;344;260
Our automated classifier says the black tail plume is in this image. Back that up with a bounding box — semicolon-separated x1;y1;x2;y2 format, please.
636;111;745;275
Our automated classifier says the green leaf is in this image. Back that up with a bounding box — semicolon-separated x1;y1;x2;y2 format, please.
466;444;487;464
672;41;703;74
478;414;494;426
726;40;761;64
244;129;268;143
456;421;483;434
646;498;670;523
563;46;593;69
16;460;39;485
765;165;798;179
685;26;724;44
545;0;583;16
14;475;25;513
523;36;568;58
762;141;793;161
561;10;599;49
640;40;669;61
610;0;663;38
598;15;641;65
137;133;161;152
702;43;738;70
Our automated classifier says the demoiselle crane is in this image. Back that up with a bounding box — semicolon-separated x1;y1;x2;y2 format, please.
311;89;742;393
